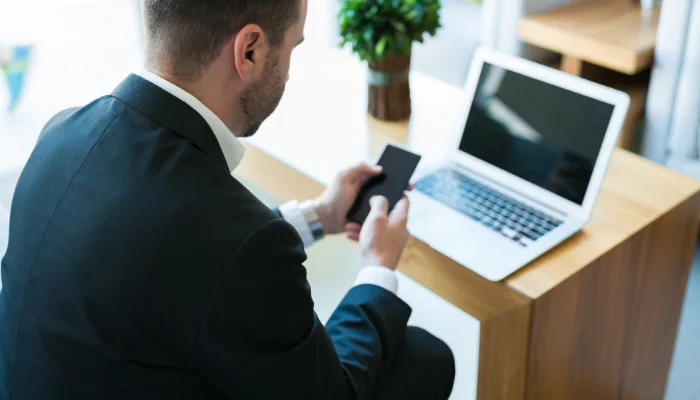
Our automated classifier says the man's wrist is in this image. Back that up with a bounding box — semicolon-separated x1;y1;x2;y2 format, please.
301;200;325;241
278;200;314;247
311;198;333;233
354;265;398;294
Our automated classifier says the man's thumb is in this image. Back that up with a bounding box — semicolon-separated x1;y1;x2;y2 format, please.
389;196;409;224
369;196;389;217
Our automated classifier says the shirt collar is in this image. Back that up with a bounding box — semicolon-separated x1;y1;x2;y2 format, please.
136;70;245;173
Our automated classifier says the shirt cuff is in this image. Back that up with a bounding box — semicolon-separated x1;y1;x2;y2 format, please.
279;200;315;248
354;266;398;294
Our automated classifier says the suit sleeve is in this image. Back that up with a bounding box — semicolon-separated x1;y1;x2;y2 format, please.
193;219;412;399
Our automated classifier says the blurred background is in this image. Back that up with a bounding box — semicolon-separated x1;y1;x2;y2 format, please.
0;0;482;173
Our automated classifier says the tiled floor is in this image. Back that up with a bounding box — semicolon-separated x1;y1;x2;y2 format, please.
1;1;699;399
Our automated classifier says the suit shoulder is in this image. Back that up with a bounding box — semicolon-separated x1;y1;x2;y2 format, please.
38;97;126;144
40;108;78;137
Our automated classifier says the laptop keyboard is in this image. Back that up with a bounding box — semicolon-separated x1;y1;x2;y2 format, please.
414;169;563;247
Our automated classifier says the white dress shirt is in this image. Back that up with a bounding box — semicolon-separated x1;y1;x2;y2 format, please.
136;71;398;294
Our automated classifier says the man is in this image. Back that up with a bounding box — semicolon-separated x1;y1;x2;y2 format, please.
0;0;455;399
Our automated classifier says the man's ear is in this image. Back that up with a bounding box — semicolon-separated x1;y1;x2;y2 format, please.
232;25;267;82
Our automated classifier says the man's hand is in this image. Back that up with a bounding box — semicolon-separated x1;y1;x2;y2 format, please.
314;163;383;235
358;196;410;270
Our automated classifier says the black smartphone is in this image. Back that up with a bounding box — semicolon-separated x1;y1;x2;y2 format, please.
347;145;422;225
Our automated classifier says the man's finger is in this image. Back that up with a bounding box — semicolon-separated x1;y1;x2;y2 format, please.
345;223;361;237
345;162;382;181
389;196;409;224
346;231;360;241
346;227;361;237
368;196;389;217
345;222;362;232
345;224;361;240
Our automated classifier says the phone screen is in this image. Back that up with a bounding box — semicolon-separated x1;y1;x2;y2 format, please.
347;145;422;224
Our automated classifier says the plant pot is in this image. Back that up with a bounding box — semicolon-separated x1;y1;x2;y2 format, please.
368;53;411;122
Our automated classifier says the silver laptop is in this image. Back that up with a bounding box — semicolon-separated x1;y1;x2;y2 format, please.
407;48;630;281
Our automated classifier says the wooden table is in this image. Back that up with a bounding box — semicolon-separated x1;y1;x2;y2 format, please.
236;49;700;400
519;0;659;76
519;0;660;150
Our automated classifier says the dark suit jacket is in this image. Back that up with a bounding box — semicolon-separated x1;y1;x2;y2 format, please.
0;75;412;399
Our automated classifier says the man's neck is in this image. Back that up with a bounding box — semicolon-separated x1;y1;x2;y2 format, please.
147;68;243;136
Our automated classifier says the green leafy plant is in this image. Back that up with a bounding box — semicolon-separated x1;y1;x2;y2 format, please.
339;0;442;64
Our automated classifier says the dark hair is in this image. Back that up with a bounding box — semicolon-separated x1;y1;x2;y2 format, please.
144;0;299;79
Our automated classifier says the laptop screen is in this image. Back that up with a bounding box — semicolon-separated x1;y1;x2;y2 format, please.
459;63;616;205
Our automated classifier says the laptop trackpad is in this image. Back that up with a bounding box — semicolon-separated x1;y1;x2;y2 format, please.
410;207;464;241
409;207;520;277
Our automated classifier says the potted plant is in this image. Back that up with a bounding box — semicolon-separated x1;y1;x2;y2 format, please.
339;0;441;121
